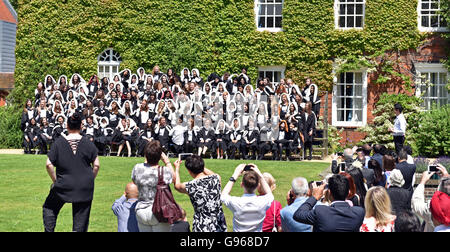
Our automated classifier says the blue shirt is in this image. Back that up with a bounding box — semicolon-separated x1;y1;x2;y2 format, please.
280;197;321;232
112;196;139;232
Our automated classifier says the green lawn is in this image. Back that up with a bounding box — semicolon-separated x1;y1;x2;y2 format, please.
0;154;330;232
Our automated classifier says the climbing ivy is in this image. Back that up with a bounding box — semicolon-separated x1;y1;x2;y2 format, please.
12;0;437;106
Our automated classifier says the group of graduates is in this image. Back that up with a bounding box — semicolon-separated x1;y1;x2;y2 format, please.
21;66;321;160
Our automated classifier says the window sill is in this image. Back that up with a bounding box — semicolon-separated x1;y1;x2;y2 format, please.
418;27;449;33
256;28;283;33
334;27;364;31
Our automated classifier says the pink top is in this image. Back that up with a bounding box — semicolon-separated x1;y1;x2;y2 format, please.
262;200;282;232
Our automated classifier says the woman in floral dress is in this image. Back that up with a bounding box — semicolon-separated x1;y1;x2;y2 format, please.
174;155;227;232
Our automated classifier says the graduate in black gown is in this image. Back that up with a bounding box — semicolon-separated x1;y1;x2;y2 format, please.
242;119;259;160
303;102;316;160
227;118;244;159
38;117;53;155
24;118;40;154
197;118;215;158
137;119;154;157
214;119;228;159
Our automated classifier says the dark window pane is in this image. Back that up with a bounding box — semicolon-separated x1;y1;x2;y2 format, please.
267;17;274;28
266;71;273;81
259;4;266;15
440;16;447;27
422;3;429;9
347;4;355;14
267;4;274;15
339;4;346;15
431;15;439;27
356;16;362;27
346;72;354;83
356;4;363;14
430;2;438;10
347;16;354;28
422;16;429;27
274;71;280;83
275;4;282;15
339;16;346;27
275;16;282;28
339;73;345;83
259;71;265;79
345;85;353;96
259;17;265;28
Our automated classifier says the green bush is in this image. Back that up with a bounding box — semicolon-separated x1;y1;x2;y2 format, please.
411;105;450;157
0;104;23;149
358;93;423;151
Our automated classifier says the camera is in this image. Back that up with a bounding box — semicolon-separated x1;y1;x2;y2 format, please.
337;152;344;157
339;162;346;172
428;165;438;172
244;165;253;172
178;153;193;161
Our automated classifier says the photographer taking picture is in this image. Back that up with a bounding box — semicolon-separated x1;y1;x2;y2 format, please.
293;174;365;232
221;163;274;232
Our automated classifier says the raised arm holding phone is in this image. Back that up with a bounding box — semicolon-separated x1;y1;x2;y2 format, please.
221;163;274;232
173;154;227;232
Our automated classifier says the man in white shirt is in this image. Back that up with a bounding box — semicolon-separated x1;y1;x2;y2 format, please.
221;164;274;232
389;103;407;154
169;117;186;155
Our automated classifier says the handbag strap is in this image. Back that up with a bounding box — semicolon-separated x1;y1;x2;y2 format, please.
157;166;165;185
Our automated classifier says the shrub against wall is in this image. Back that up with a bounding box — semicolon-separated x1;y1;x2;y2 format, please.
357;93;423;152
410;105;450;158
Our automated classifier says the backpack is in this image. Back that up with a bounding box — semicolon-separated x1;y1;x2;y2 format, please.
152;166;183;224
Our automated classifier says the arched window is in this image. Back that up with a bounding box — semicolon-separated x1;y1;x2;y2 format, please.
97;48;122;81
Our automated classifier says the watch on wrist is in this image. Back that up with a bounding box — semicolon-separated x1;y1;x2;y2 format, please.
229;177;237;182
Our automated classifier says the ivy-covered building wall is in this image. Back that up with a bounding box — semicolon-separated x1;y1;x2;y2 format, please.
6;0;450;147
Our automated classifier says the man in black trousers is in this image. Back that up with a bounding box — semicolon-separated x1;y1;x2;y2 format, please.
42;113;100;232
389;103;407;154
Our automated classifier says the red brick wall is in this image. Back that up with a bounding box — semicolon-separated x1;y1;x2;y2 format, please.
319;34;448;146
0;73;14;107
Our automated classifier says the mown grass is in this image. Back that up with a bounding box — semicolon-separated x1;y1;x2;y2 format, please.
0;154;330;232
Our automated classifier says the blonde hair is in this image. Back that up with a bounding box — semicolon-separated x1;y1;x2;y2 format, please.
364;186;395;227
262;172;276;192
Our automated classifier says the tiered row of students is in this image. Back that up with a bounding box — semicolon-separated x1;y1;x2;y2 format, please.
21;66;321;160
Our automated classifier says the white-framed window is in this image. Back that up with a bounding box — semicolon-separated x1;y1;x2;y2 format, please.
417;0;449;32
332;70;368;127
415;63;449;110
334;0;365;30
255;0;284;32
97;48;122;81
258;66;285;85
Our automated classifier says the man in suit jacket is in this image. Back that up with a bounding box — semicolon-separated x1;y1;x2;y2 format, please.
370;144;384;170
293;174;365;232
395;149;416;192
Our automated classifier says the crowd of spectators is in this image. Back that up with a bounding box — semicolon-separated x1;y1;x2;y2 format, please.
112;142;449;232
